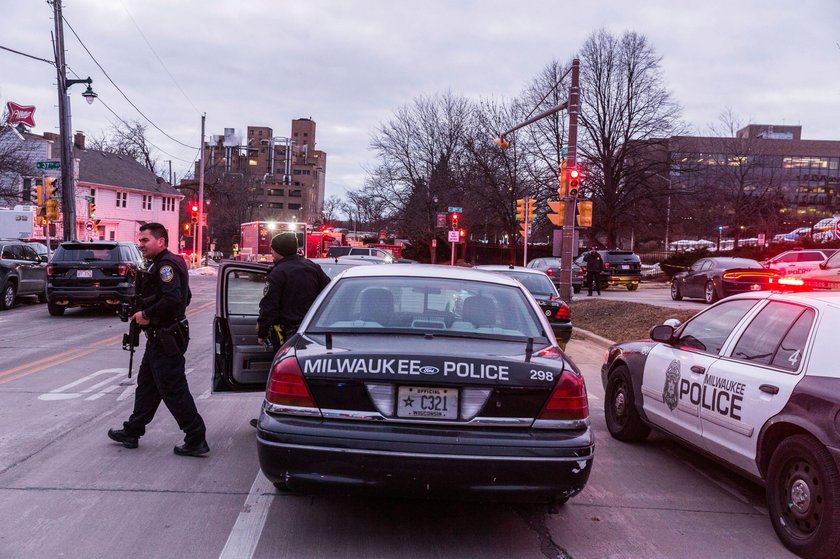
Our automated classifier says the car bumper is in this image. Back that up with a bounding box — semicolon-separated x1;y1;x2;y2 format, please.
256;413;594;502
47;285;134;306
550;322;572;345
602;274;641;286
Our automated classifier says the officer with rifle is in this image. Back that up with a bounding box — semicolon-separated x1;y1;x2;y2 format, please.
108;222;209;457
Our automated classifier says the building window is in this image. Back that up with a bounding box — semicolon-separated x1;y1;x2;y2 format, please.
293;169;302;175
90;188;96;201
268;202;284;209
288;203;302;210
290;190;302;198
267;189;284;197
116;192;127;208
109;230;115;240
142;195;152;210
301;170;311;176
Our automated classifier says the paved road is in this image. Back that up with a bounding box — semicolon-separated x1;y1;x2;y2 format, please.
577;282;710;311
0;275;794;559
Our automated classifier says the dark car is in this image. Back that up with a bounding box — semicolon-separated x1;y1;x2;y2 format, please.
526;257;584;294
213;263;592;503
46;241;145;316
670;257;780;304
575;250;641;291
474;265;572;348
0;240;48;310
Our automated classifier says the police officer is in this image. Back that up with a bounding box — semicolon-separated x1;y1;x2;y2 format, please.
583;246;604;296
108;222;208;457
257;233;331;353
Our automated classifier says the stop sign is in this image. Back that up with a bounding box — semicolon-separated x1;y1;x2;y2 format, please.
835;219;840;240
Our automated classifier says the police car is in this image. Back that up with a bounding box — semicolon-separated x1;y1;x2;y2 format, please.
600;290;840;559
214;262;593;503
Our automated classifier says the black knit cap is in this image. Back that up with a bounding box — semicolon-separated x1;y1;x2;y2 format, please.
271;233;298;256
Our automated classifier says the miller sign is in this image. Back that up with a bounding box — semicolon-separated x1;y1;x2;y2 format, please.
5;102;36;127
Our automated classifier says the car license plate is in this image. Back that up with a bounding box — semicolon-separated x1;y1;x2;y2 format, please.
620;264;629;269
76;269;93;278
396;386;458;419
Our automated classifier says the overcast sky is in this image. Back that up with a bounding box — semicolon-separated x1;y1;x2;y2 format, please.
2;1;839;201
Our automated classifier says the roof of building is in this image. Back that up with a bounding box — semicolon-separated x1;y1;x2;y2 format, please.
76;148;182;196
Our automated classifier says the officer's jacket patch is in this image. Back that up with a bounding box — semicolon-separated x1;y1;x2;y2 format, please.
160;265;175;283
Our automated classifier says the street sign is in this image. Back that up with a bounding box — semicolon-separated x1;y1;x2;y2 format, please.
448;207;463;213
835;220;840;240
84;220;94;232
36;160;60;170
447;230;460;242
561;147;568;158
436;212;447;228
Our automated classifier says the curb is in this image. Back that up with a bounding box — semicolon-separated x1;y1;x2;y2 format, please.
571;327;615;349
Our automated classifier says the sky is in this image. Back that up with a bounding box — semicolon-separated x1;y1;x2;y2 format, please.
2;0;839;204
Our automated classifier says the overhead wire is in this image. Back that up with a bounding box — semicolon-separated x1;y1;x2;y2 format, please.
61;15;199;150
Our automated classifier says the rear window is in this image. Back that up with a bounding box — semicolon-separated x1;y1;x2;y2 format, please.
53;244;121;262
497;271;557;297
326;246;352;257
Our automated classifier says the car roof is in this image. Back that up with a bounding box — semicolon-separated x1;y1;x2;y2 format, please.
339;263;522;286
474;264;546;275
726;289;840;309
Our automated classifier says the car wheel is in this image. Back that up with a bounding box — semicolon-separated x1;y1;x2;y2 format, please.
573;285;581;294
670;281;683;301
37;290;47;304
766;435;840;559
604;365;650;442
704;281;719;304
626;283;639;291
47;302;65;316
0;282;16;310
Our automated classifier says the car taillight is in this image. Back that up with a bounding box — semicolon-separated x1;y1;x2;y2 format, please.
545;269;554;276
117;264;128;276
46;265;54;276
604;262;611;269
722;271;778;280
265;356;320;413
537;371;588;421
554;303;571;320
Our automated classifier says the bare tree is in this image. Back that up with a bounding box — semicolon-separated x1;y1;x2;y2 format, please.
88;119;158;174
0;121;39;206
321;194;343;225
577;29;684;247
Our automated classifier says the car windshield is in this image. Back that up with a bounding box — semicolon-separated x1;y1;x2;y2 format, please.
824;250;840;270
318;263;355;279
309;276;545;340
53;244;121;262
495;271;557;297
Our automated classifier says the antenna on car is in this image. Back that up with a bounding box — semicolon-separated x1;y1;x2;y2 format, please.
525;337;534;362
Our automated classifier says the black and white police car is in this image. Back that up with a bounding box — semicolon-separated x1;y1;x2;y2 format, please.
600;290;840;559
214;262;593;503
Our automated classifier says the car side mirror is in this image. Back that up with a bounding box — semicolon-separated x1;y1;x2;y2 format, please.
820;262;827;270
40;255;49;263
650;324;675;343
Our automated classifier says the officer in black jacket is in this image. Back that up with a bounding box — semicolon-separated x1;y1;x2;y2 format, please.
257;233;331;352
108;222;208;457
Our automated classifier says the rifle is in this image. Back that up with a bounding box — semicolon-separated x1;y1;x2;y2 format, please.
117;270;150;378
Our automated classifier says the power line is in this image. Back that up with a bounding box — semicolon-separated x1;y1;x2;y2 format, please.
0;45;55;66
61;15;199;150
119;1;201;116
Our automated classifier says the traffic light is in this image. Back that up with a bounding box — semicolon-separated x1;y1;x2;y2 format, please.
451;212;459;228
34;183;45;207
568;167;581;197
45;177;58;200
88;200;96;216
515;198;526;221
558;160;568;197
184;223;191;234
518;223;528;238
527;199;537;222
45;199;59;221
459;228;467;242
577;201;593;227
191;204;199;224
547;200;565;227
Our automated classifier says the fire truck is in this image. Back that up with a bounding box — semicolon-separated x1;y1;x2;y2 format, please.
237;222;341;261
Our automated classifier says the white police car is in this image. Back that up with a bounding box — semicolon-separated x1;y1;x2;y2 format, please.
600;290;840;559
214;262;593;503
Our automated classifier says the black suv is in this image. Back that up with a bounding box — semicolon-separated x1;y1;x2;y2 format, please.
575;249;642;291
0;240;48;310
46;241;145;316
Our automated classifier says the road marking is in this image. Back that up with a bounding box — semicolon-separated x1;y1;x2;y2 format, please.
198;389;211;400
218;470;275;559
38;368;126;400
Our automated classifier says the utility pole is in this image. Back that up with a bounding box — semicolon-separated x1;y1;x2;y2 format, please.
558;59;580;302
52;0;75;241
197;114;206;266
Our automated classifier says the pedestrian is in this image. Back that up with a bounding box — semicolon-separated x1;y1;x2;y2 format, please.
583;246;604;296
108;222;209;457
257;232;331;353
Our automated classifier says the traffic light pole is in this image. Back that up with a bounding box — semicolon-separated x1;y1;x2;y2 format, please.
558;59;580;302
523;196;529;267
196;114;206;265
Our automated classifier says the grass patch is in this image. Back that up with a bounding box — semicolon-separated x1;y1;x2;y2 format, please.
570;299;698;344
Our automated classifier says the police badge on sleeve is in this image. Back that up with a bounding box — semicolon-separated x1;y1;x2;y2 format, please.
160;265;174;283
662;359;681;411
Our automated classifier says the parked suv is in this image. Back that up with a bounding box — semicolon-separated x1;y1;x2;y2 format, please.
575;249;642;291
0;240;48;310
325;246;394;262
46;241;145;316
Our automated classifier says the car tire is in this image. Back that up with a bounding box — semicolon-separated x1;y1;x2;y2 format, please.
670;281;683;301
604;365;650;442
704;281;719;304
573;285;581;294
0;282;16;310
47;302;65;316
626;283;639;291
766;435;840;559
37;290;47;304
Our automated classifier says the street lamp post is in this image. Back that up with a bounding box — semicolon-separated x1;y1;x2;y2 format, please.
52;0;97;241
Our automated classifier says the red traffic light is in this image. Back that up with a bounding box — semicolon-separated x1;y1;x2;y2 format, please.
568;167;581;196
569;169;580;180
191;204;199;212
